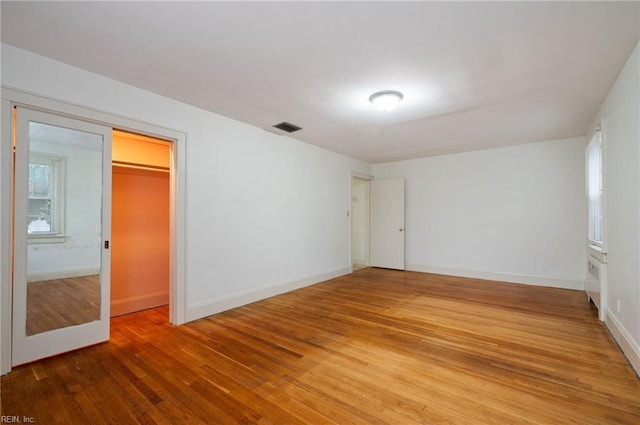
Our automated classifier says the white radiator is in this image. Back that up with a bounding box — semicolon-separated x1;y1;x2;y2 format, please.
585;249;607;321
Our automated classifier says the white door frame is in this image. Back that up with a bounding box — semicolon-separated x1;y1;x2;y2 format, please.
1;87;187;375
349;171;373;272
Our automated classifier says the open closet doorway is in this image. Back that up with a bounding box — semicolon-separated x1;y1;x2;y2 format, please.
111;130;171;318
351;176;371;271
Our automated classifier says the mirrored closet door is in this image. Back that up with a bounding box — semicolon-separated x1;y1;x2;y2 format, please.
12;107;112;365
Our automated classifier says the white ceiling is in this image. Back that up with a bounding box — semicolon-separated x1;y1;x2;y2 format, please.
2;1;639;163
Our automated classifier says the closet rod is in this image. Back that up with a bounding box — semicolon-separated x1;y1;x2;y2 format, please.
112;160;170;173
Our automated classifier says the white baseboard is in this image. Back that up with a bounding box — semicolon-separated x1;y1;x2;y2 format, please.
352;256;367;265
352;258;369;269
406;264;585;291
27;266;100;282
605;311;640;376
111;291;169;317
185;267;351;323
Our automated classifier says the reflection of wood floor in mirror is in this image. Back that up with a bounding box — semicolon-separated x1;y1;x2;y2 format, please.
26;275;100;335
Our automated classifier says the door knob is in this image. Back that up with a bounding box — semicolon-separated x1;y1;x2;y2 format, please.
399;227;405;232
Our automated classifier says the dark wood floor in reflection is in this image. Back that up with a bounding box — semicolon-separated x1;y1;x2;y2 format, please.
26;275;100;335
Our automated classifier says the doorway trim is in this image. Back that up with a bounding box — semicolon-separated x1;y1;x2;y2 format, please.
349;171;373;273
1;87;187;375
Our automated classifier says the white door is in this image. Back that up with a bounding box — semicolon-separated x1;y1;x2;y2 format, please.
12;107;112;365
370;178;405;270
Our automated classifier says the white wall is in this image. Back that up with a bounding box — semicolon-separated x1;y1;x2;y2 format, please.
589;41;640;373
0;44;371;328
373;138;587;289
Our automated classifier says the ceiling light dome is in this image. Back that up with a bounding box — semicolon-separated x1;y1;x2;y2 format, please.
369;90;404;112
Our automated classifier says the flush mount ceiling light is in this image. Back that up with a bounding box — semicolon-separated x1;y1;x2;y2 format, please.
369;90;404;112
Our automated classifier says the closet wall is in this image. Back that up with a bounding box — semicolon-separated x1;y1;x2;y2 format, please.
111;130;170;317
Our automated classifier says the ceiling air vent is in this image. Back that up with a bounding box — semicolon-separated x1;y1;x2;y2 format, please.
273;121;302;133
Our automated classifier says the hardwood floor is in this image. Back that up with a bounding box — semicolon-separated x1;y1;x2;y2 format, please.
2;269;639;424
26;275;100;335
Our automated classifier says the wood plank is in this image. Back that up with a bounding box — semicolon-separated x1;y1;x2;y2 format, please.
3;269;640;424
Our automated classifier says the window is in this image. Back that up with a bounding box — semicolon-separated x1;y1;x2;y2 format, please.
28;153;65;241
586;129;603;247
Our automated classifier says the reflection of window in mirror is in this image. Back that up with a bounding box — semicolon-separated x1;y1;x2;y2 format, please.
28;153;66;243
